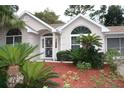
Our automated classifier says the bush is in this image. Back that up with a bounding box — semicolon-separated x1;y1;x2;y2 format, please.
70;47;104;69
70;48;84;65
0;67;7;88
57;50;72;61
76;62;91;71
15;62;59;88
105;49;120;73
85;47;104;69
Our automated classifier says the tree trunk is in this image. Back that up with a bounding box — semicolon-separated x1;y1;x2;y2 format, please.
7;65;24;88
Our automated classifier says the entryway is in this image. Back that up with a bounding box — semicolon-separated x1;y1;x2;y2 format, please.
41;33;53;59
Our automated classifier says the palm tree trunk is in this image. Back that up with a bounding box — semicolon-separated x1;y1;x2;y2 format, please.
7;65;24;88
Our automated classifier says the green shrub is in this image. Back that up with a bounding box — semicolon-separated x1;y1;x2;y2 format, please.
57;50;72;61
15;62;59;88
70;47;104;69
0;67;7;88
105;49;120;73
70;48;84;65
76;62;91;71
84;47;104;69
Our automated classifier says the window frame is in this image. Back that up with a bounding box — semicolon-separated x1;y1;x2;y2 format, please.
71;26;91;50
6;30;22;45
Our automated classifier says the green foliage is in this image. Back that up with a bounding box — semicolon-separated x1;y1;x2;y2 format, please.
64;5;94;17
76;62;91;71
90;5;124;26
80;34;102;49
63;81;71;88
35;8;63;24
70;47;104;69
90;5;107;24
56;50;72;61
70;48;84;65
105;49;120;73
0;43;41;68
105;48;120;63
90;70;120;87
15;62;59;88
104;5;124;26
0;67;7;87
0;5;24;29
85;47;104;69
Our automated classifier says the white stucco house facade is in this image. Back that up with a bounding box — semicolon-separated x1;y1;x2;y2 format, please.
0;11;124;60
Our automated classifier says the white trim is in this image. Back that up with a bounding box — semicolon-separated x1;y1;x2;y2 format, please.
59;14;109;32
25;26;38;34
20;11;55;32
104;32;124;35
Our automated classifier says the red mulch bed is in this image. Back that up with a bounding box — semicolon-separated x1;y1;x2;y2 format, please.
46;62;124;88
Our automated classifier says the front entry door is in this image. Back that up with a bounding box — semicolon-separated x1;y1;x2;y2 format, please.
45;37;52;57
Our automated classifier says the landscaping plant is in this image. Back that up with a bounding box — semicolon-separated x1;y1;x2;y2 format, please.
105;48;120;73
57;50;72;61
0;43;41;87
76;62;91;71
15;62;59;88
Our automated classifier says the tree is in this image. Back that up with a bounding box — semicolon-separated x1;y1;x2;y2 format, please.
80;34;102;49
90;5;124;26
35;8;63;24
0;5;24;29
90;5;107;24
64;5;94;17
104;5;124;26
0;43;41;87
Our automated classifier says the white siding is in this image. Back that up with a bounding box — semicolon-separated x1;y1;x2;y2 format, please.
60;16;105;52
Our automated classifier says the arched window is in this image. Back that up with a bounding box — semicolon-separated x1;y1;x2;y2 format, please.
71;26;91;34
6;29;22;45
71;26;91;49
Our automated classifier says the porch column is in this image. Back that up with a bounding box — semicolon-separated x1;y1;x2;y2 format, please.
52;32;56;60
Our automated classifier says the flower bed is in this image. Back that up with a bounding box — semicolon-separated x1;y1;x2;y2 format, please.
46;62;124;88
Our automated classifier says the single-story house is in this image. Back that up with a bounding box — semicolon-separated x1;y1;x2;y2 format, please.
0;11;124;60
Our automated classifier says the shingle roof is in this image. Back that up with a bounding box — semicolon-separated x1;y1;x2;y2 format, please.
107;26;124;32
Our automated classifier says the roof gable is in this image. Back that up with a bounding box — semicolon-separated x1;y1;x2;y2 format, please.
20;11;55;32
59;14;109;32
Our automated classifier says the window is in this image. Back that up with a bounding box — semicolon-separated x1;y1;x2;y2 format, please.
71;26;91;49
42;38;44;48
71;36;80;49
55;38;57;48
6;29;22;45
107;38;124;54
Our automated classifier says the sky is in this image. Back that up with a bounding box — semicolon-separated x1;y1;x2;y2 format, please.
1;0;124;22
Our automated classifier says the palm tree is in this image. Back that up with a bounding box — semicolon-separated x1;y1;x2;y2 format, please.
0;43;41;87
0;5;24;30
15;62;59;88
80;34;102;49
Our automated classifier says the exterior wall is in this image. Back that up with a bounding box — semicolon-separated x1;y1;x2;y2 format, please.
0;28;40;60
21;14;50;31
60;16;105;52
0;28;6;46
22;28;40;60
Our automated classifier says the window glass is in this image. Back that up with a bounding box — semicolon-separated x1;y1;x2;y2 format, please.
71;26;91;34
6;29;22;45
6;37;13;44
71;26;91;50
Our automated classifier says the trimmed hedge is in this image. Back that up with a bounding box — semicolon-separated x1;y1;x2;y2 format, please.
56;50;72;61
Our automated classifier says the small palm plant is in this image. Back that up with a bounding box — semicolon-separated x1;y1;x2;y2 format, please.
0;43;41;87
80;34;102;49
15;62;59;88
0;43;41;68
